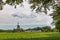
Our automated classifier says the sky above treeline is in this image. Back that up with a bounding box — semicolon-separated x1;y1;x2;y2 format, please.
0;0;54;29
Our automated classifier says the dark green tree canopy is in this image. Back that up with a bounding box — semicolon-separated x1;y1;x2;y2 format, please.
6;0;23;5
29;0;56;14
0;0;57;14
52;3;60;20
50;3;60;32
0;0;23;10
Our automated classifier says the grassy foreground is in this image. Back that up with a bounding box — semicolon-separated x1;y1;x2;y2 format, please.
0;32;60;40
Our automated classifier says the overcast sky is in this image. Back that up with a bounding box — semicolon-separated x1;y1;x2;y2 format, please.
0;0;54;29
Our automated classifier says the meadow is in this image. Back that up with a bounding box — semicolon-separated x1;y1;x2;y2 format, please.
0;32;60;40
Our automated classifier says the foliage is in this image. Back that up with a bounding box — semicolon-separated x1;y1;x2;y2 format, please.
26;26;52;32
51;3;60;32
0;0;23;10
29;0;55;14
51;28;58;32
55;20;60;32
42;26;51;32
51;3;60;20
0;28;24;32
0;0;57;14
6;0;23;5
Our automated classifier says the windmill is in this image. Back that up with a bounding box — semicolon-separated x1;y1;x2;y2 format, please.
17;22;20;32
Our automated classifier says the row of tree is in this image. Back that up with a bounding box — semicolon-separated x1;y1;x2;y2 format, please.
25;26;58;32
0;26;59;32
0;28;24;32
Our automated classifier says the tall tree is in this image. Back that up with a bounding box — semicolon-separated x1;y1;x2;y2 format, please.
51;3;60;32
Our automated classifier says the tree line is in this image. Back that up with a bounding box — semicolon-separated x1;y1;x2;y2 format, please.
0;26;58;32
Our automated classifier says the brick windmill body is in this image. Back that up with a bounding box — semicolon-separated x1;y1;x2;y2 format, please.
17;22;20;32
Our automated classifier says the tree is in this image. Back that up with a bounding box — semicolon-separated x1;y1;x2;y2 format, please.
0;0;57;12
6;0;23;8
29;0;56;14
55;20;60;32
26;26;51;32
51;3;60;32
42;26;51;32
0;0;23;10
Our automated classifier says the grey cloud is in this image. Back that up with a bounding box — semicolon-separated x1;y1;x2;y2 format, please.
12;13;37;18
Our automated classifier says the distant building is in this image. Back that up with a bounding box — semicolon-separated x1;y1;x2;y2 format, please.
25;30;42;32
17;22;20;32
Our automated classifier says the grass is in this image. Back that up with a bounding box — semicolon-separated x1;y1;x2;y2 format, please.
0;32;60;40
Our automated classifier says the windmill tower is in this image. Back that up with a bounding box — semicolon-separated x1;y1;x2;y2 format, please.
17;22;20;32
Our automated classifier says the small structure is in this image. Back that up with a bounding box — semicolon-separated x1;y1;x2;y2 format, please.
25;30;42;32
17;22;20;32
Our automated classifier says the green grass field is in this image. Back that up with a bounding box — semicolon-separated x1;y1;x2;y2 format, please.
0;32;60;40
